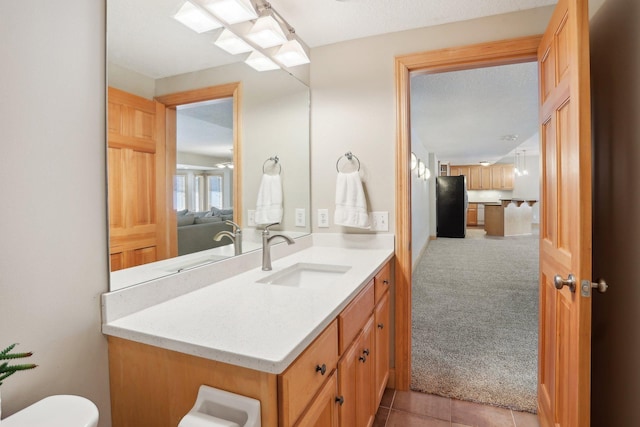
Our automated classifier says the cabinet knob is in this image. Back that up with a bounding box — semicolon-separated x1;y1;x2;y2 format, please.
359;355;367;363
377;323;384;329
335;396;345;406
315;364;327;375
383;279;389;285
362;348;370;356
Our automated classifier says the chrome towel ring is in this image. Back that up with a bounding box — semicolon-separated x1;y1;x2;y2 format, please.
263;155;281;175
336;151;361;172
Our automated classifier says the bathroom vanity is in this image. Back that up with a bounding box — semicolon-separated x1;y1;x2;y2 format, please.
102;234;394;427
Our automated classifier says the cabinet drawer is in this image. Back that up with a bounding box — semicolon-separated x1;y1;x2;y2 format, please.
373;262;391;303
279;320;339;426
339;281;374;354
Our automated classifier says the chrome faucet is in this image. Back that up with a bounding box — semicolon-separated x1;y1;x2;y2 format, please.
262;223;295;271
214;220;243;256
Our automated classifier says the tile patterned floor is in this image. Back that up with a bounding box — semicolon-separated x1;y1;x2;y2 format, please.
373;389;539;427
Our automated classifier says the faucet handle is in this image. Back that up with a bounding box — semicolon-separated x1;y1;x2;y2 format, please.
225;220;241;232
263;222;280;234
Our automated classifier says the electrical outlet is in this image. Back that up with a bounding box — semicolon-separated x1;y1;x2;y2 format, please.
247;209;256;227
370;211;389;231
318;209;329;228
295;208;306;227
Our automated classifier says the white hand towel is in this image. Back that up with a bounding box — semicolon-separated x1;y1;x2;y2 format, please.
255;173;283;225
334;171;370;229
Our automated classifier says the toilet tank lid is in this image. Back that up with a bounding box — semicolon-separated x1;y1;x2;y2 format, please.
3;395;99;427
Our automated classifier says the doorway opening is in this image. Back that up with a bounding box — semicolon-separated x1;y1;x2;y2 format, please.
393;34;542;393
409;62;540;412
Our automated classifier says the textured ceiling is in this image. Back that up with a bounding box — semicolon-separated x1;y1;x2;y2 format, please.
411;62;540;165
108;0;558;78
268;0;557;48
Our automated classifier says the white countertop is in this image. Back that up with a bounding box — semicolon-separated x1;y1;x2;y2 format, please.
102;234;394;374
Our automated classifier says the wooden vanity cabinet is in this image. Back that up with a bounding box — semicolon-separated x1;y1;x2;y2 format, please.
108;259;394;427
279;320;339;426
294;371;340;427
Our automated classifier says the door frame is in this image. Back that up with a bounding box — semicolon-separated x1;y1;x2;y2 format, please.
156;82;243;239
393;35;542;390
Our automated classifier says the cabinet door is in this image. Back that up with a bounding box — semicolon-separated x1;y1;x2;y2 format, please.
502;165;514;189
480;167;492;189
374;292;390;408
467;203;478;226
468;166;481;190
356;317;375;427
295;371;339;427
338;317;375;427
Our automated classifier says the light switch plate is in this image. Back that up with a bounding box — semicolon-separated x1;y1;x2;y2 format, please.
295;208;306;227
247;209;256;227
370;211;389;231
318;209;329;228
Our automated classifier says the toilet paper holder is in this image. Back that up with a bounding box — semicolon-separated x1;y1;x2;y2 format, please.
178;385;261;427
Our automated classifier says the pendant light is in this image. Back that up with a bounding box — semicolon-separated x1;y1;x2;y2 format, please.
522;149;529;175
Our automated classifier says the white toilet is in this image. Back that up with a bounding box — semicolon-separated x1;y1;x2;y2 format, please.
2;395;99;427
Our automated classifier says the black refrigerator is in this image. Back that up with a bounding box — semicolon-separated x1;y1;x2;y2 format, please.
436;175;468;238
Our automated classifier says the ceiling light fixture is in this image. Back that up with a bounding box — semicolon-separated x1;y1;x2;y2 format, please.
275;37;310;67
479;161;491;167
202;0;258;24
417;160;426;178
410;152;417;170
423;167;431;181
214;29;253;54
173;1;223;33
247;14;288;48
245;50;280;71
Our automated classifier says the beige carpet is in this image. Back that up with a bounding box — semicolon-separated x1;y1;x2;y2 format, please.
411;228;538;413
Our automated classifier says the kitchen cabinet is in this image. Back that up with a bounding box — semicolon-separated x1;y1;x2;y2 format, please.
451;164;514;190
468;166;492;190
490;164;514;190
467;203;478;226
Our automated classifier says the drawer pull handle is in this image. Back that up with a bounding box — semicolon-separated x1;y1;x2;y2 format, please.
316;364;327;375
359;355;367;363
383;280;389;285
335;396;345;406
362;348;370;356
378;323;384;329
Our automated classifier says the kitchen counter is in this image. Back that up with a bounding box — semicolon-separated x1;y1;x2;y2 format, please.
485;200;537;236
102;234;394;374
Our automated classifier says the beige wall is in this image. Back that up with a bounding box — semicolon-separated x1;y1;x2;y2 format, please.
309;6;556;234
0;1;111;426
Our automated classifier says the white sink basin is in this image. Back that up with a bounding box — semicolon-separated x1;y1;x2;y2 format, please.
258;263;351;287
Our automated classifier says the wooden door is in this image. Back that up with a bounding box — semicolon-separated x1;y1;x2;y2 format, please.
537;0;592;425
108;87;171;271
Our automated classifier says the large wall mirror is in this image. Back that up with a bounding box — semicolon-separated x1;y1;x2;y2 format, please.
107;0;311;290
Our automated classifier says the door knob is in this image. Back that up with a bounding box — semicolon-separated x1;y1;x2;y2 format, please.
554;274;576;292
581;278;608;297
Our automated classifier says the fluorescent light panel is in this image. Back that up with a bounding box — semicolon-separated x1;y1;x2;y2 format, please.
275;39;310;67
173;1;222;33
214;29;253;54
245;51;280;71
247;15;288;48
203;0;258;24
